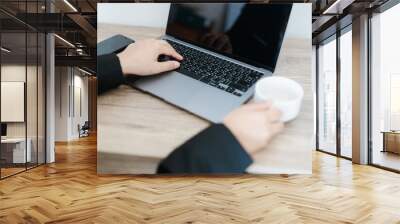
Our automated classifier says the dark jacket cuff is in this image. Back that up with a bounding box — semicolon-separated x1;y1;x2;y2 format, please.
157;123;253;174
97;53;126;94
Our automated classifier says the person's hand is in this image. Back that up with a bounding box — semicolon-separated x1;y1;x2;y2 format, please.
223;101;284;156
117;39;183;76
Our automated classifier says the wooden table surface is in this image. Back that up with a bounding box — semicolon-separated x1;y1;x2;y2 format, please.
97;23;313;174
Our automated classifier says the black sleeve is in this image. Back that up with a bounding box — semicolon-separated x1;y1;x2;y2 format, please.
97;53;126;94
157;124;253;174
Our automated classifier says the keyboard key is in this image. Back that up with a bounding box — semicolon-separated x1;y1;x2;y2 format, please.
217;83;228;90
233;91;243;97
231;83;247;92
166;40;263;97
226;87;235;93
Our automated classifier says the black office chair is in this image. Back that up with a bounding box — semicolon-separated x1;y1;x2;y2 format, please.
78;121;90;138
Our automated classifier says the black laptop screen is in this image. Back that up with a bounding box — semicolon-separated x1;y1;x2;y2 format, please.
166;3;292;72
1;123;7;137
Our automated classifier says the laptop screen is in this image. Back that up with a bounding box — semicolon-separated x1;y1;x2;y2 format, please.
166;3;292;72
1;123;7;137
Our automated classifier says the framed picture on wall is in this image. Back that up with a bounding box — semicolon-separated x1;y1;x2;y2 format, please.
1;81;25;122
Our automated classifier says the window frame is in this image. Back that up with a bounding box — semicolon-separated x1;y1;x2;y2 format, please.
367;0;400;173
315;24;353;160
0;0;47;180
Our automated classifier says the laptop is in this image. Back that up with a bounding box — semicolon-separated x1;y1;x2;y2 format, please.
1;123;7;140
133;3;292;123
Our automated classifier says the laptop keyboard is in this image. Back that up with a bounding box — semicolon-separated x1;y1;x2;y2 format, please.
166;40;263;97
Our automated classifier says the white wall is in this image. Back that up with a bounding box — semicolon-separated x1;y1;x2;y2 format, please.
97;3;170;28
286;4;312;39
1;65;38;138
1;82;25;122
72;74;89;138
1;66;26;127
54;67;70;141
54;67;89;141
1;64;46;163
98;3;311;39
1;65;26;140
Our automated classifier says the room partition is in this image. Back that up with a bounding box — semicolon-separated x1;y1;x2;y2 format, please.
0;0;47;179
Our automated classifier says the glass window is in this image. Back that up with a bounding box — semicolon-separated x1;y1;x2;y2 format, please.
0;1;46;179
317;36;337;154
339;29;352;158
371;3;400;171
27;30;38;169
1;31;28;178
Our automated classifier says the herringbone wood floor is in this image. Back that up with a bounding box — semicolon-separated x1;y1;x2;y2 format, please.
0;135;400;224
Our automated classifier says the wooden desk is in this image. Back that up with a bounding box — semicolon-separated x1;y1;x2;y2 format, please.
1;138;32;164
381;131;400;154
97;24;313;174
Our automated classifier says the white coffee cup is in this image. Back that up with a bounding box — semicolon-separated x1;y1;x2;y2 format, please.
253;76;304;122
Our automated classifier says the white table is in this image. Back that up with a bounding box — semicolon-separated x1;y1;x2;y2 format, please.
1;138;31;163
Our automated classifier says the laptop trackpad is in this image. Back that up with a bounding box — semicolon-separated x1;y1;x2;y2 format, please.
133;71;199;106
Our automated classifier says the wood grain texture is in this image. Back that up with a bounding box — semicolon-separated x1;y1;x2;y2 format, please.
97;24;313;174
1;135;400;223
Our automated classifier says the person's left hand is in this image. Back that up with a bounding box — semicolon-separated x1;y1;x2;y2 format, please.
223;101;284;156
117;39;183;76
